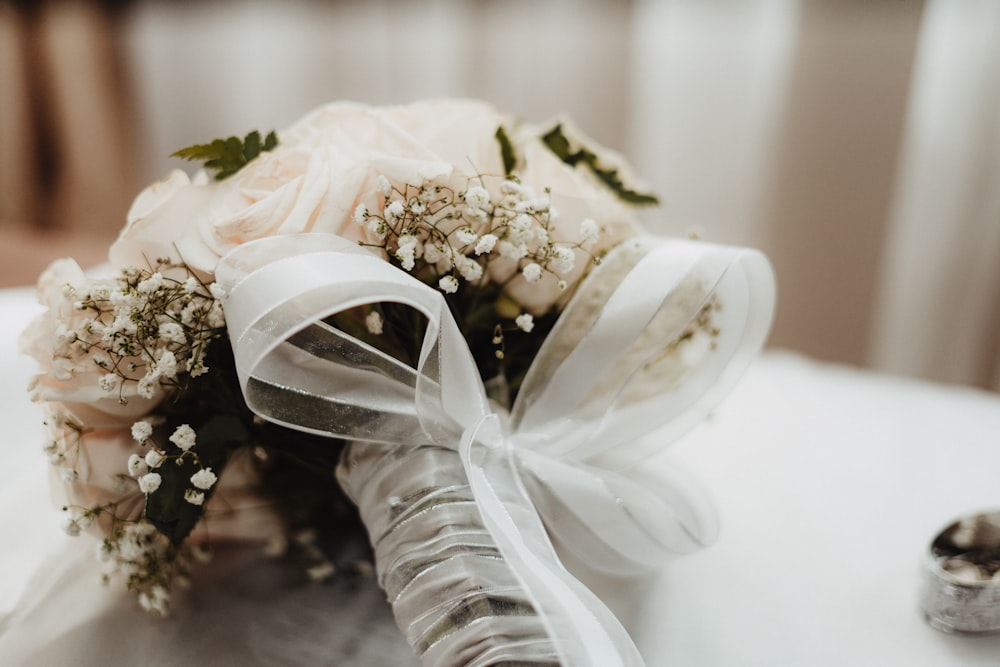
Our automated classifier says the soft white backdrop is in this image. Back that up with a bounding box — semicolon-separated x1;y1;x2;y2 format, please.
2;0;998;390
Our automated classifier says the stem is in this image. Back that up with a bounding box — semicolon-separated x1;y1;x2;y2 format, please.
337;441;561;667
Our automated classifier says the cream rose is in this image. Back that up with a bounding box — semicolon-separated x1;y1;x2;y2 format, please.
20;259;162;429
496;133;642;313
110;99;648;314
110;99;511;277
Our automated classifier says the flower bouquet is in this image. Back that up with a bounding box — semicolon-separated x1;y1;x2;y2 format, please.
20;100;774;665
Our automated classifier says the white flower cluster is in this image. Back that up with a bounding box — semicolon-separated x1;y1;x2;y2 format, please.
57;415;222;616
129;421;219;506
46;264;225;404
355;175;603;304
94;519;195;616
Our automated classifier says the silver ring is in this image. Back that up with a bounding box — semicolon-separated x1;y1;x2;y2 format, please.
921;510;1000;634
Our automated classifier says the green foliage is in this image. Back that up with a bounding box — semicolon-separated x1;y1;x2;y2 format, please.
171;130;279;181
495;125;517;176
541;124;659;206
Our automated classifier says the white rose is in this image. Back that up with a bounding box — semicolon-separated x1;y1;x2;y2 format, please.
110;99;510;278
492;132;643;314
20;260;161;429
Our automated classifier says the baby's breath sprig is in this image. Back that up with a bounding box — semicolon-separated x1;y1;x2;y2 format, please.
356;173;604;301
62;261;226;404
59;493;190;615
36;260;234;613
98;519;191;616
350;170;607;405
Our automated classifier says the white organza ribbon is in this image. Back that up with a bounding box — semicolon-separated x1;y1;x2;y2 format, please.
216;233;775;666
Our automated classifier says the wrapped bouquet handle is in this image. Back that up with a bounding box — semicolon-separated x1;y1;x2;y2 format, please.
216;232;774;666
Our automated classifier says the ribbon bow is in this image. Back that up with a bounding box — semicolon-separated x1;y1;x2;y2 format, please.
216;233;774;666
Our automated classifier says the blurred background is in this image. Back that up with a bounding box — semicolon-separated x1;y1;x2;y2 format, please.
1;0;998;390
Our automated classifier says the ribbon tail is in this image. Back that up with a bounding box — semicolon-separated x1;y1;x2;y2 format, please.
460;415;646;667
518;448;719;575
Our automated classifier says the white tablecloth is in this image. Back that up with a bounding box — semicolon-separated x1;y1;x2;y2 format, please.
2;286;999;666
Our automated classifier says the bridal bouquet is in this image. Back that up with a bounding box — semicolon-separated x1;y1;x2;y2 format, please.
22;99;774;665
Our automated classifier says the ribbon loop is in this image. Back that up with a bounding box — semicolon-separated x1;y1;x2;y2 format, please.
216;231;774;666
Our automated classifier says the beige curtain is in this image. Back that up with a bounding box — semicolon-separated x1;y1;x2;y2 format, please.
0;2;137;284
867;0;1000;390
3;0;998;390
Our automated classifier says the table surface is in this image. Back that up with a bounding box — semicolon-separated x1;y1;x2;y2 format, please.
2;286;999;666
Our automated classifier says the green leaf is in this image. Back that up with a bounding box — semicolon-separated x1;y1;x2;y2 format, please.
171;129;279;181
540;124;659;206
145;414;249;545
263;130;279;151
495;125;517;176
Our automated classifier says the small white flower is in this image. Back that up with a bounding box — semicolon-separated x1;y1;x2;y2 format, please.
367;218;387;239
137;376;158;400
111;313;137;337
410;200;426;215
145;449;165;469
463;207;488;224
138;472;162;494
395;247;416;271
579;218;600;247
438;275;459;294
365;311;383;335
455;227;478;245
515;313;535;333
558;280;568;291
423;242;446;264
183;277;199;294
434;251;455;272
385;200;405;222
131;421;153;443
127;453;148;478
463;185;490;210
138;585;169;616
206;302;225;328
455;255;483;282
137;273;164;294
155;350;178;379
395;234;419;271
521;263;543;283
501;180;523;195
169;424;197;451
509;214;534;244
61;467;79;483
209;283;226;301
499;241;527;260
184;489;205;506
550;246;575;275
474;234;498;255
190;467;218;490
158;322;186;345
98;374;120;392
523;197;550;213
187;357;208;377
376;175;393;198
353;203;368;225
